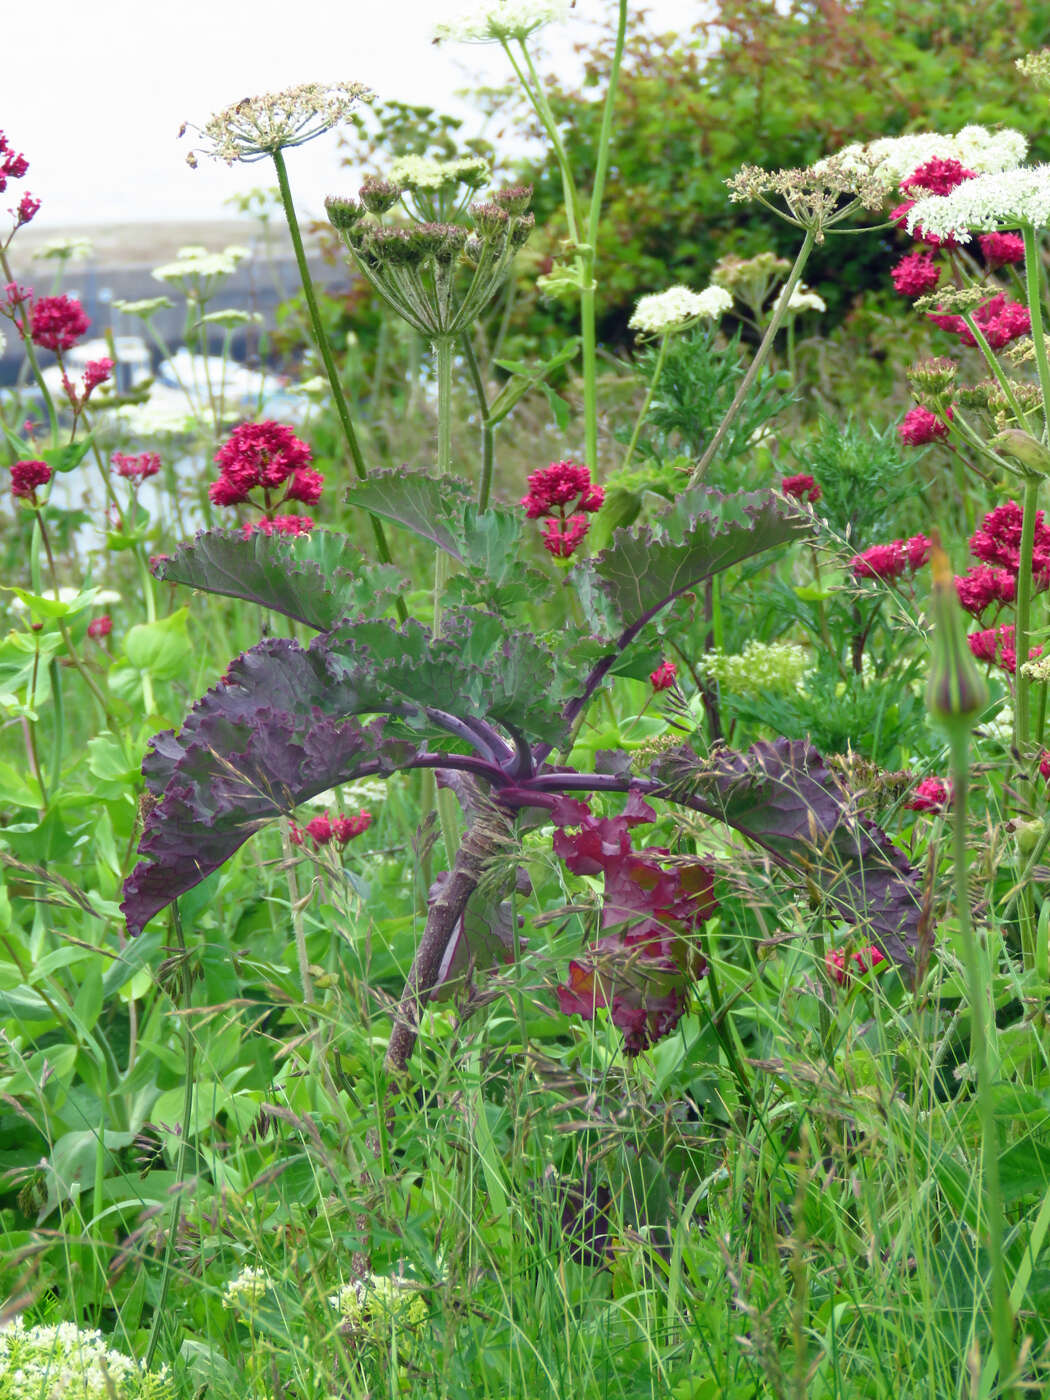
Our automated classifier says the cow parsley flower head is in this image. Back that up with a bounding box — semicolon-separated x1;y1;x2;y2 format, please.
628;284;732;336
184;81;373;166
388;154;489;192
772;282;826;316
434;0;571;42
152;244;251;286
905;165;1050;243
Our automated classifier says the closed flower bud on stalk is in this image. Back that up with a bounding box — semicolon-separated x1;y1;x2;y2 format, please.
926;534;989;734
359;176;400;214
989;429;1050;479
324;195;364;230
494;183;533;214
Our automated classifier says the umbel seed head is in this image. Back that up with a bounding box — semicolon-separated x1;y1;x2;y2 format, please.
324;195;365;231
471;201;510;238
359;176;400;214
493;184;533;215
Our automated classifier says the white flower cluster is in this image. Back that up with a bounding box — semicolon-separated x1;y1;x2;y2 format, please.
697;639;813;697
187;82;372;165
152;244;251;286
222;1265;272;1312
388;154;489;192
434;0;570;43
32;236;94;264
0;1318;172;1400
328;1275;428;1333
772;282;826;316
628;284;732;336
826;125;1028;194
906;165;1050;243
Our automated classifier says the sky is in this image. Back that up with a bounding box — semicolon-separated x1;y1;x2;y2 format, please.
6;0;707;231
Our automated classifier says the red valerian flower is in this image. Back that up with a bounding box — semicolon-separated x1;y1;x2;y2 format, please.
523;459;603;559
15;192;40;226
1040;752;1050;782
210;420;320;511
891;250;940;297
29;294;90;352
552;794;717;1054
0;132;30;192
979;232;1025;267
955;565;1017;616
904;776;952;812
850;534;932;582
649;660;677;691
827;945;888;985
898;405;952;445
900;157;977;198
300;809;371;849
541;513;590;558
780;472;822;503
87;615;112;639
304;813;334;847
63;357;114;411
966;623;1041;675
927;293;1031;350
10;458;51;499
333;811;371;844
970;500;1050;579
112;451;162;480
241;514;314;538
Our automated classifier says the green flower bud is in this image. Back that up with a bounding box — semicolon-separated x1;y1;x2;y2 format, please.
989;428;1050;479
471;201;510;238
926;534;989;736
493;183;533;215
508;211;536;251
325;195;365;231
359;176;401;214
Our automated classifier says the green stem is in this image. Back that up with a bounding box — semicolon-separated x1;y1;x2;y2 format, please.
1023;222;1050;429
948;730;1015;1393
460;332;494;509
282;824;314;1004
622;332;669;473
0;247;60;440
144;902;194;1372
1014;475;1039;755
691;228;816;483
433;336;461;865
36;509;112;722
270;148;406;621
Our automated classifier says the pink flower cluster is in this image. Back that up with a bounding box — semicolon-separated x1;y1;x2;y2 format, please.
826;945;888;985
1;130;38;227
87;615;112;640
969;499;1050;579
9;458;51;500
62;357;113;412
927;292;1030;350
890;157;976;249
898;405;952;446
954;565;1016;615
959;500;1050;668
966;624;1034;674
780;473;822;504
979;232;1025;268
850;534;932;583
904;776;951;813
521;460;604;559
290;810;372;850
649;660;677;691
112;451;162;481
241;514;314;538
209;421;322;513
29;294;90;353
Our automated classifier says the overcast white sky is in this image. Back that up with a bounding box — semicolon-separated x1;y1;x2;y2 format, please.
6;0;705;230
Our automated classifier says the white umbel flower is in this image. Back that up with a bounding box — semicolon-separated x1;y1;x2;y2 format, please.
905;165;1050;243
434;0;571;43
825;125;1028;194
772;282;826;316
628;284;732;336
388;154;489;191
152;244;251;285
0;1317;171;1400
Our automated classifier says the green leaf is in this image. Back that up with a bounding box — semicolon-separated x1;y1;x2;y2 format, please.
345;470;522;575
579;486;811;637
539;381;572;432
41;437;94;475
1;585;100;620
122;608;192;680
153;528;403;631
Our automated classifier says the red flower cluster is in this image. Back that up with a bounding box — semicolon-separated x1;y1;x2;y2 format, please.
241;514;314;538
891;250;940;298
826;945;888;985
290;810;372;849
0;132;29;191
10;458;51;500
552;792;716;1055
780;472;822;504
898;405;951;445
649;659;677;691
1041;752;1050;782
111;451;162;480
979;232;1025;267
209;421;322;511
62;357;113;412
955;564;1017;616
970;499;1050;577
87;615;113;640
14;193;39;228
967;623;1041;675
521;460;604;559
850;534;932;582
904;776;951;812
29;294;90;353
927;292;1031;350
900;158;977;199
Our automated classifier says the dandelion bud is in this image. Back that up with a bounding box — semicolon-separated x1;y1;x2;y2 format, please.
325;195;365;231
990;428;1050;479
359;176;400;214
493;183;533;215
926;534;989;736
